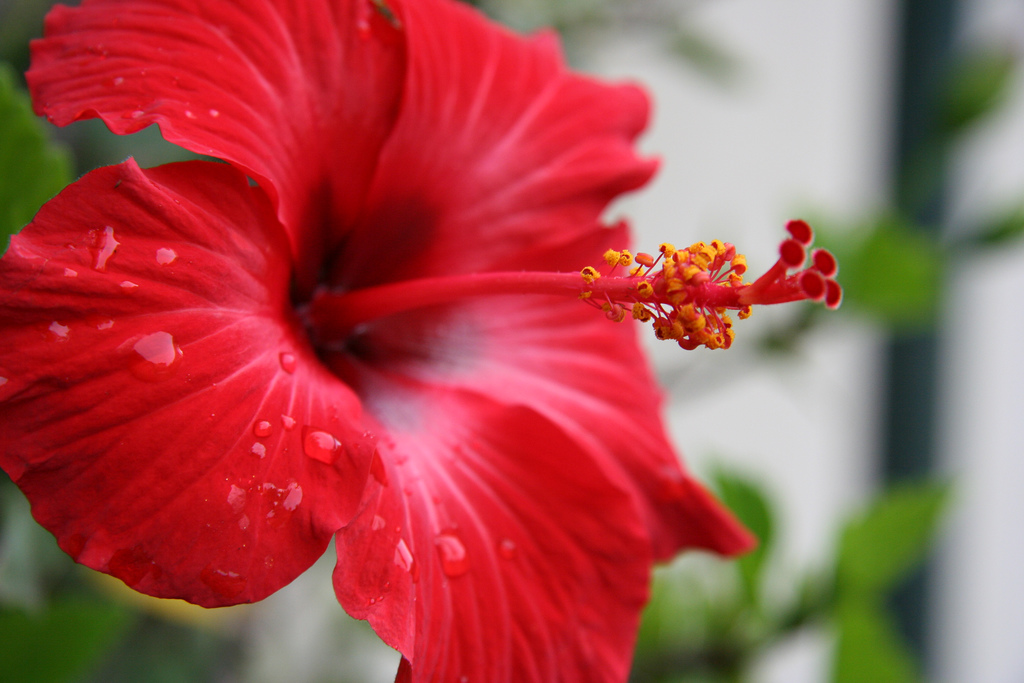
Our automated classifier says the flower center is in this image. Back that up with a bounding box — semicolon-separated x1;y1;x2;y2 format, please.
305;220;840;351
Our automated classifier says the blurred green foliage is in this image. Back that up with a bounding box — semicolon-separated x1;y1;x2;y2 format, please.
0;61;71;251
632;473;951;683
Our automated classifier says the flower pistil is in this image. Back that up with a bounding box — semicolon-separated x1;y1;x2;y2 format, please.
307;220;840;350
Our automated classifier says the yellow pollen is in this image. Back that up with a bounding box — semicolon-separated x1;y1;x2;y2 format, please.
579;219;839;351
580;266;600;284
631;302;652;321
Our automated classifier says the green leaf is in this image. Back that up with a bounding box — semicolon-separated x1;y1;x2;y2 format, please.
833;598;920;683
836;480;951;595
967;202;1024;249
713;469;775;603
819;214;944;330
0;61;73;253
0;597;133;683
941;48;1017;136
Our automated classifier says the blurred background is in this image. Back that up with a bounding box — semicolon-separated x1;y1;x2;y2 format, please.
2;0;1023;681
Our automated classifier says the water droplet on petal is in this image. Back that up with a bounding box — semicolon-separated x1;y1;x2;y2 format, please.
435;533;469;578
394;538;418;580
120;280;139;292
227;484;246;513
238;514;250;531
302;428;339;464
64;268;78;277
129;331;182;381
498;538;518;560
250;442;266;458
372;514;387;531
108;545;159;587
156;247;177;265
282;483;303;511
281;415;296;430
209;108;220;117
253;420;273;438
184;110;196;119
279;352;296;373
370;449;388;486
97;319;115;330
48;321;70;341
130;109;144;119
92;226;119;271
112;76;124;85
200;564;247;599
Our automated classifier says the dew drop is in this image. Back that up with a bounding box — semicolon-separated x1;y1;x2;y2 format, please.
282;482;303;511
48;321;70;341
302;428;339;464
209;108;220;117
435;533;469;578
129;331;182;382
369;449;388;486
130;109;144;118
120;280;139;292
250;442;266;458
64;268;78;277
200;564;247;599
281;415;296;430
279;352;296;373
97;319;115;330
394;538;417;579
108;545;157;587
227;484;246;513
155;247;177;265
238;514;250;531
253;420;273;438
112;76;124;85
184;110;197;119
371;514;387;531
498;538;518;561
92;226;120;271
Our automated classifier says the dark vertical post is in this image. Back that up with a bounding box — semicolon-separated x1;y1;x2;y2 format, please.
883;0;958;663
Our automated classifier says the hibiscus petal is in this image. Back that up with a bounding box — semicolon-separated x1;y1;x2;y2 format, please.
330;226;752;562
332;385;651;683
0;159;372;606
28;0;406;281
333;0;659;288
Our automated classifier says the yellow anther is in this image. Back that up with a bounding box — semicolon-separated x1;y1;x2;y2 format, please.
581;266;600;284
579;291;593;300
636;281;654;298
631;302;653;322
682;265;703;282
731;254;747;275
603;249;621;266
659;243;676;257
618;250;633;267
729;272;744;286
738;305;753;320
629;266;643;276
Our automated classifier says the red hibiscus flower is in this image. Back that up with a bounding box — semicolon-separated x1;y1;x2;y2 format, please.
0;0;839;680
